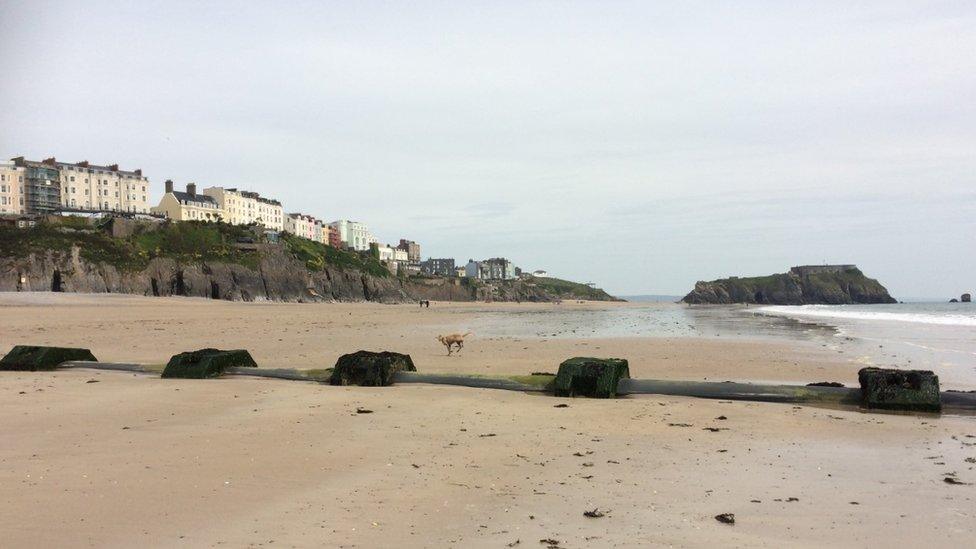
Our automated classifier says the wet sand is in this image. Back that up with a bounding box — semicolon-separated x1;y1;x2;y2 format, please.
1;293;974;547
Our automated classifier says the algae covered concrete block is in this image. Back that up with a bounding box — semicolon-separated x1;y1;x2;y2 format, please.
0;346;98;371
329;350;416;386
554;357;630;398
161;348;258;379
858;367;941;412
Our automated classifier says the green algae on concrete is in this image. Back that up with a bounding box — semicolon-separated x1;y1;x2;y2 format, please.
329;351;416;386
161;348;258;379
0;346;98;371
554;357;630;398
858;367;941;412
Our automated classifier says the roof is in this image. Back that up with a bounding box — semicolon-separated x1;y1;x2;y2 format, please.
172;191;217;205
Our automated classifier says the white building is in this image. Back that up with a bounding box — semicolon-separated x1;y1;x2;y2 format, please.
0;160;25;215
10;156;151;214
465;258;517;280
329;219;376;251
284;213;323;242
203;187;284;231
55;160;151;213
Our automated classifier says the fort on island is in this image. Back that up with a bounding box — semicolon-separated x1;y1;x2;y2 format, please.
789;264;858;276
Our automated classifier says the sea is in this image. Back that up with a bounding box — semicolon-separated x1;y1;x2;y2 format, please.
453;299;976;389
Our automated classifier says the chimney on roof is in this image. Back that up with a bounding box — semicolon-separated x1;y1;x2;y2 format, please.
42;157;56;166
186;183;197;196
77;160;89;168
134;169;142;176
108;164;119;171
165;180;174;193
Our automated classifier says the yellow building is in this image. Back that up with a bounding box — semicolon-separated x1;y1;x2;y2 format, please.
203;186;283;231
151;181;222;221
0;160;26;215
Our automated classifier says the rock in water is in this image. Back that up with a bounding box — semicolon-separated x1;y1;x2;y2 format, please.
553;357;630;398
161;348;258;379
682;265;897;305
962;293;972;303
0;346;98;371
857;367;941;412
329;351;416;386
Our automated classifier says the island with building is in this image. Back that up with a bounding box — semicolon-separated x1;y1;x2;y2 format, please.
681;264;897;305
0;155;617;303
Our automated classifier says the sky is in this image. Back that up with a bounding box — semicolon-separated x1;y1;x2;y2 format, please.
1;1;973;298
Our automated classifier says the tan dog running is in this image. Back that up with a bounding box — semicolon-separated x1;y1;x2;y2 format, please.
436;332;472;355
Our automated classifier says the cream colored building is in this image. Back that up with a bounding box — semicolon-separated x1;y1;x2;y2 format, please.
284;213;323;242
55;159;151;213
0;160;26;215
151;181;222;221
203;187;283;231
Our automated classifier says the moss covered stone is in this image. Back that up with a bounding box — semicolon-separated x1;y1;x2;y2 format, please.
554;357;630;398
858;367;941;412
329;351;416;386
0;345;98;371
161;348;258;379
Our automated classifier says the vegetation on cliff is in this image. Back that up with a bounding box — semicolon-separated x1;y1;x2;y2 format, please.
1;217;617;302
528;276;620;301
0;218;387;276
682;266;896;305
280;233;389;278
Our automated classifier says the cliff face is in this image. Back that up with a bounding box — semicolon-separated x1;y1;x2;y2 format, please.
0;219;619;303
0;246;617;303
682;266;897;305
0;246;413;303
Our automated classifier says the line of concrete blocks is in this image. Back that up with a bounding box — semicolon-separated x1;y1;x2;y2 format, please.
0;345;943;412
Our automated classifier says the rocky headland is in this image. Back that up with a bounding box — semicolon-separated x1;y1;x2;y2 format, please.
0;218;617;303
682;265;896;305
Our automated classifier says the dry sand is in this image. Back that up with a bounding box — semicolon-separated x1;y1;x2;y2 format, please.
1;293;974;548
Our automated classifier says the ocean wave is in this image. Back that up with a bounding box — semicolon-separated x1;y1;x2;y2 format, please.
758;305;976;327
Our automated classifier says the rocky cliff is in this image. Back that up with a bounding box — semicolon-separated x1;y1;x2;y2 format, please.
682;265;896;305
0;219;617;303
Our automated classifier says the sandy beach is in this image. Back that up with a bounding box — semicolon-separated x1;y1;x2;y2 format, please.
1;293;974;547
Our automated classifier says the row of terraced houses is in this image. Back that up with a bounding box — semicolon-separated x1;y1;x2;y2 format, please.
1;155;527;279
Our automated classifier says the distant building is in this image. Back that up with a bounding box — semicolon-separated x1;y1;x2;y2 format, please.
531;270;550;278
284;213;323;242
466;258;516;280
203;186;284;231
397;239;421;262
326;225;341;248
11;156;151;214
421;258;456;277
790;265;857;276
0;160;26;215
10;157;61;214
330;219;376;251
152;181;222;221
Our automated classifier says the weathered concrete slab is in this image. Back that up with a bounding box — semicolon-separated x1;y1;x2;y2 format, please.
330;351;416;386
0;346;98;371
554;357;630;398
858;367;941;412
161;348;258;379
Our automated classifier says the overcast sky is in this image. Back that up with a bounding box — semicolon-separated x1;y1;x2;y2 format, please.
1;1;973;298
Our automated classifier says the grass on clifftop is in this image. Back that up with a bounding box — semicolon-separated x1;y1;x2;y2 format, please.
1;218;376;274
280;233;389;277
529;276;617;301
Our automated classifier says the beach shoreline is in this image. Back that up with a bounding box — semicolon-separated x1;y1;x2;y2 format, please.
2;293;974;547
